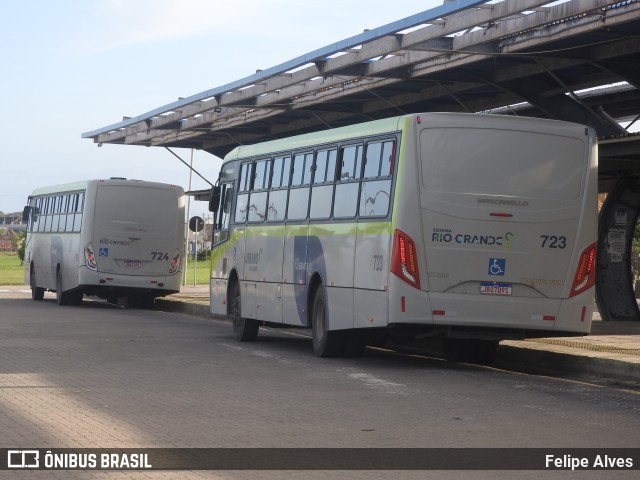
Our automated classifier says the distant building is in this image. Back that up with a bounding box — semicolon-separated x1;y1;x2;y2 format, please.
0;212;25;250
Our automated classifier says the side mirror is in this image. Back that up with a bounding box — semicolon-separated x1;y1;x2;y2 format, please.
208;186;221;213
22;206;31;223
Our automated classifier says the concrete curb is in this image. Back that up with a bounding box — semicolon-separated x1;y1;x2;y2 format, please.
155;298;640;385
155;298;210;318
496;343;640;384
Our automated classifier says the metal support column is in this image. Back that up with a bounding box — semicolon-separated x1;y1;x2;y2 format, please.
596;176;640;321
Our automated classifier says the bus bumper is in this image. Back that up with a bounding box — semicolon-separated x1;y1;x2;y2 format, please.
78;267;180;298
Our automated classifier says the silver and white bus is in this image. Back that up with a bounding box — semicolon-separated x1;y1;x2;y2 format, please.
207;113;598;362
23;178;185;307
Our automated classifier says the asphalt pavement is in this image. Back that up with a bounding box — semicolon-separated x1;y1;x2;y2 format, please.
3;284;637;386
157;285;640;387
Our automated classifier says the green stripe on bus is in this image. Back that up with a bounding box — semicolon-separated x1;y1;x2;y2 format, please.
209;220;393;274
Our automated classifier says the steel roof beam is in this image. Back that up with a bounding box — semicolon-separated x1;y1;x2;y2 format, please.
84;0;558;144
87;0;640;154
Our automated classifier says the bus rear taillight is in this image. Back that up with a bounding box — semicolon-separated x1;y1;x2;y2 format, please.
569;242;597;298
391;229;421;289
84;243;97;271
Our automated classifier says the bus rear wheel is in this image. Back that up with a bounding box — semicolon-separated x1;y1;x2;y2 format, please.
68;289;84;306
230;282;258;342
311;286;344;357
30;267;44;301
55;268;69;306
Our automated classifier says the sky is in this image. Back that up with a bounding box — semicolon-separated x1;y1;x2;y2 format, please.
0;0;444;215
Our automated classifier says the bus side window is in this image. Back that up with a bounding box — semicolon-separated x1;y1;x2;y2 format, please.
72;192;84;232
61;195;70;233
359;140;394;217
381;140;395;176
44;197;53;232
363;142;383;179
50;196;57;233
44;197;51;232
310;149;336;219
267;155;289;222
235;193;248;223
339;144;363;181
253;159;270;190
52;195;62;233
239;163;251;192
291;152;312;186
359;179;391;217
247;191;267;222
334;145;362;218
31;197;40;232
288;152;312;220
248;159;269;222
271;155;291;189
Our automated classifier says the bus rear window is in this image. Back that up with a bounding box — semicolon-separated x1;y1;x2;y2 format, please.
95;186;179;233
420;128;585;200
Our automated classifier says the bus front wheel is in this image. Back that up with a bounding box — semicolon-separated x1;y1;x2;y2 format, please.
311;286;344;357
30;266;44;301
230;282;258;342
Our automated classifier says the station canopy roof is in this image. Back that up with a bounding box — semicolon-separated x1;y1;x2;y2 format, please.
83;0;640;180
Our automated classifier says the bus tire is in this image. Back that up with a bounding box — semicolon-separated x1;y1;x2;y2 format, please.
311;286;344;357
69;289;84;306
55;268;69;306
230;282;258;342
30;266;44;301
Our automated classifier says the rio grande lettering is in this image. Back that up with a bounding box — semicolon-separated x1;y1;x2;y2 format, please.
431;228;516;248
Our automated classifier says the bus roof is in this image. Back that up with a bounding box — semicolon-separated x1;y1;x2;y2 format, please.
224;115;403;162
28;179;182;197
223;112;589;164
29;180;92;197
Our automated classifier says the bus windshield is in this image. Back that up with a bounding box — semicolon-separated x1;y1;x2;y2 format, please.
420;128;585;200
95;185;180;234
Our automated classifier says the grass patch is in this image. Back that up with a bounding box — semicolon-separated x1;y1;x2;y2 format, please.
0;252;26;285
0;252;210;287
183;258;210;285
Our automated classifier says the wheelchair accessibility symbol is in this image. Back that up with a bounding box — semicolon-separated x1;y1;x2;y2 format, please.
488;258;506;276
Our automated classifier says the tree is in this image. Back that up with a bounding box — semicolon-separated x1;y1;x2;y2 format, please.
8;230;27;265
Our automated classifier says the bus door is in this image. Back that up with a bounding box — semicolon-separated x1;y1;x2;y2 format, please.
282;152;312;327
210;182;234;316
233;168;251;319
353;139;395;328
243;157;284;324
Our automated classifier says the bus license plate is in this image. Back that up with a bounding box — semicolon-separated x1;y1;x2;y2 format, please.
124;260;142;268
480;283;512;295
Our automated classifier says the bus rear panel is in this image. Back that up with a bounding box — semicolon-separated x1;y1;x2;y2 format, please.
389;114;597;340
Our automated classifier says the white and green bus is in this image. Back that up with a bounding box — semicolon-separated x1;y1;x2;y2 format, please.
23;178;185;307
207;113;598;361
